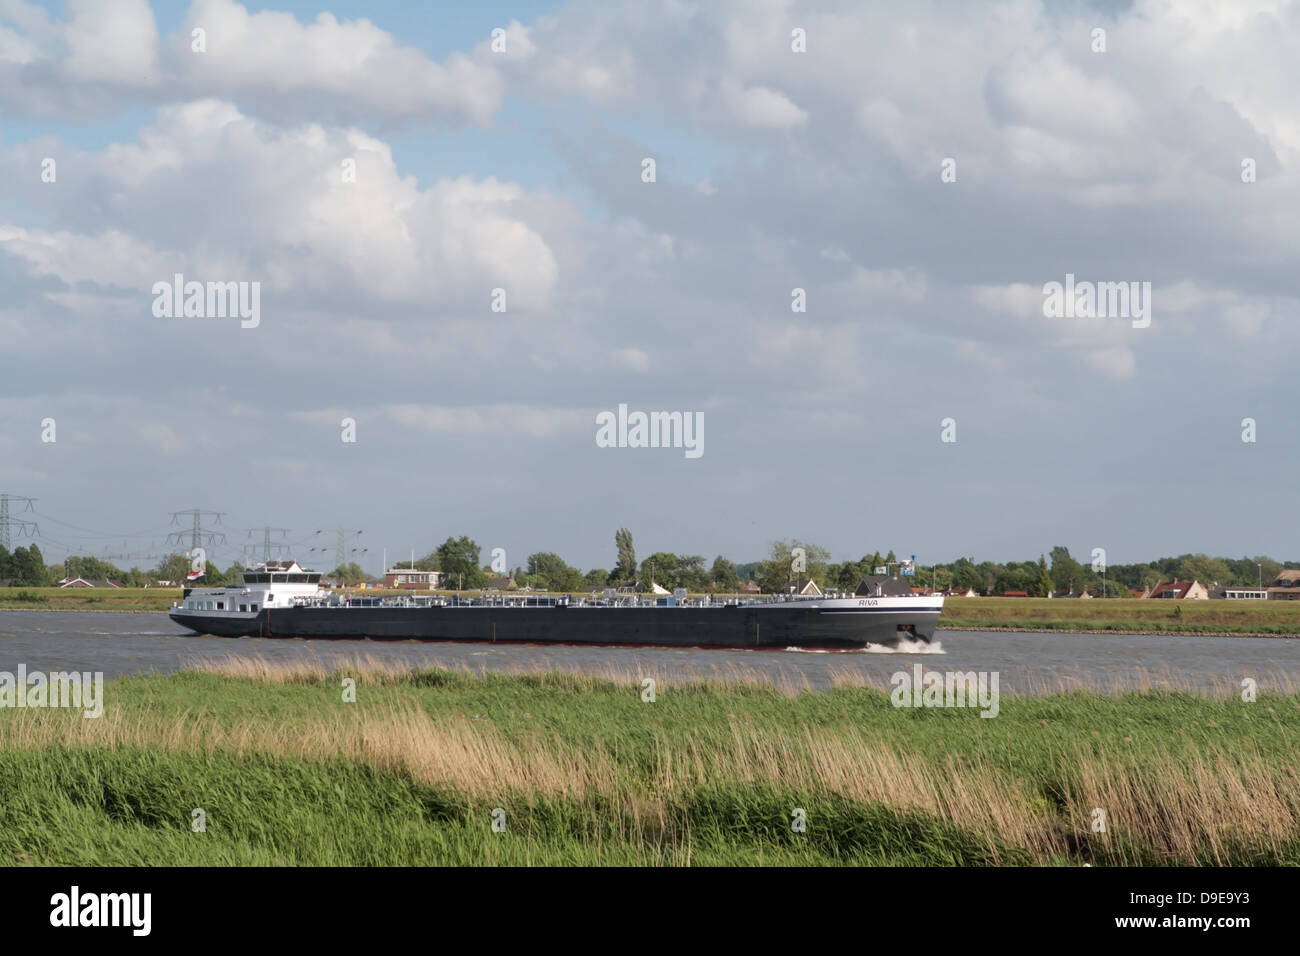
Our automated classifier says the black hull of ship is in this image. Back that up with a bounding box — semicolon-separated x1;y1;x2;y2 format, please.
168;605;939;649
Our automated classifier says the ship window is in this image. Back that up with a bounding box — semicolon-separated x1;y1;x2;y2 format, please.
217;602;224;610
250;604;259;612
239;604;247;612
266;594;275;603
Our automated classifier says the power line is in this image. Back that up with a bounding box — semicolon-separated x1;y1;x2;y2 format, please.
245;527;291;565
166;509;227;555
310;526;366;571
29;511;173;539
0;494;39;550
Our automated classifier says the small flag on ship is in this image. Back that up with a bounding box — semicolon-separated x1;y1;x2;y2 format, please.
186;568;205;582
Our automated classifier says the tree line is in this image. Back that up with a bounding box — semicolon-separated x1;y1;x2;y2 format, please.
2;536;1296;595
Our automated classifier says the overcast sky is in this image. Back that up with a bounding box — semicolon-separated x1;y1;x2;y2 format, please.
1;0;1297;574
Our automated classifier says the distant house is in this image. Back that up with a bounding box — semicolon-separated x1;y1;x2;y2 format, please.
785;578;823;597
57;577;122;589
738;582;761;594
1051;590;1093;599
1221;587;1267;600
855;575;913;597
384;568;442;589
945;586;978;598
487;571;518;590
1148;579;1208;600
1266;570;1300;601
1001;590;1029;597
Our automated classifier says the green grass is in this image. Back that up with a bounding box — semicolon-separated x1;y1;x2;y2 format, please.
0;587;180;611
0;748;1008;866
1;664;1297;866
940;596;1300;635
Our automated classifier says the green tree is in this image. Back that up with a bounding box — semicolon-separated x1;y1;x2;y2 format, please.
827;562;856;591
526;552;583;592
950;558;982;591
756;540;830;593
154;553;192;584
639;552;679;590
932;566;954;592
12;545;51;586
675;555;709;592
1175;553;1232;588
1246;556;1280;587
994;565;1032;594
612;528;636;584
1031;555;1053;597
709;556;739;592
1049;546;1084;594
64;556;127;582
583;568;610;589
330;562;367;584
435;537;487;589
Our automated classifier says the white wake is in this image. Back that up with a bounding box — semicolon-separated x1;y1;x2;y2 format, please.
784;638;944;655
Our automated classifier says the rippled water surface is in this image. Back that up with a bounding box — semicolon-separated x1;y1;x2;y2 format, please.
1;611;1296;693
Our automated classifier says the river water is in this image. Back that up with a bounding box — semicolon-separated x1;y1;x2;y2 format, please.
2;611;1297;694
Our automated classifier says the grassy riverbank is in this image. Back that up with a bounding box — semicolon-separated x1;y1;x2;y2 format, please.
939;597;1300;636
0;587;180;611
0;658;1296;866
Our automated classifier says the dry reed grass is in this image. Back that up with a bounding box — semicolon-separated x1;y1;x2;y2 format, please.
4;683;1295;863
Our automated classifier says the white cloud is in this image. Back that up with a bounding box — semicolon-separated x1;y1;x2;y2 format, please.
972;283;1044;319
62;0;160;84
1;102;559;311
0;0;501;124
729;83;808;131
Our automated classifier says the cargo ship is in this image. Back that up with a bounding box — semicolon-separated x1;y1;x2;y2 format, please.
169;560;943;649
